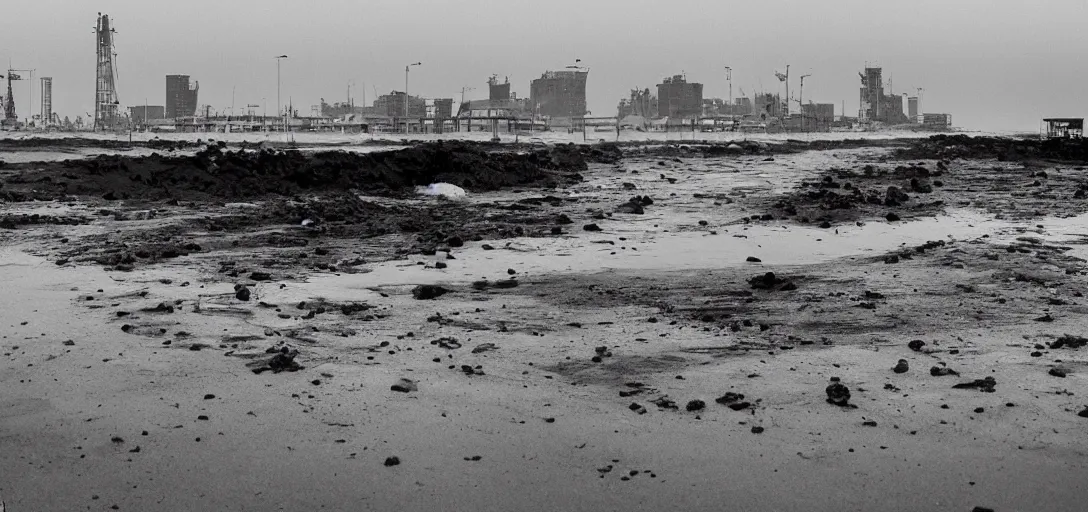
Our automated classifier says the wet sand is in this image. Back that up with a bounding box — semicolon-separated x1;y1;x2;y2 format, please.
2;135;1087;511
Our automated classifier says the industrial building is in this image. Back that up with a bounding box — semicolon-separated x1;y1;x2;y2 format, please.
165;75;199;118
858;67;909;125
908;96;919;122
129;105;165;122
753;93;784;120
922;113;952;130
617;88;657;119
801;103;836;131
657;75;703;118
372;91;426;118
530;69;588;118
433;98;454;119
489;76;511;101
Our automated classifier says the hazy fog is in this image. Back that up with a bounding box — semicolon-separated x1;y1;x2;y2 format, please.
1;0;1084;131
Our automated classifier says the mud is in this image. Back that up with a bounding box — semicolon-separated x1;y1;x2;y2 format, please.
4;134;1088;512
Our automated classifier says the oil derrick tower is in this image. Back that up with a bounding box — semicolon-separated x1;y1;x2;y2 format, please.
93;13;121;131
3;73;16;125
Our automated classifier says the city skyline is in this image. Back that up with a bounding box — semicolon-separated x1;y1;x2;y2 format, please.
1;0;1085;131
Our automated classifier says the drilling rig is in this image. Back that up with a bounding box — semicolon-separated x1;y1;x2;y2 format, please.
94;13;122;131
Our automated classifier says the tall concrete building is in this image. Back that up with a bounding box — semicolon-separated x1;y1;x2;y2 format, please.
530;70;588;118
165;75;199;118
40;77;52;124
907;96;919;122
657;75;703;118
858;67;908;124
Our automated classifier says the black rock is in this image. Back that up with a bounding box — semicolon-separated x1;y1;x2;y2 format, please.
746;256;762;263
884;254;900;264
886;212;901;222
1048;367;1068;378
930;365;959;377
615;201;645;215
250;272;272;281
583;223;602;232
556;213;573;225
1050;335;1088;349
826;382;851;406
435;261;447;269
384;456;401;467
908;339;926;352
685;400;706;412
412;285;449;300
885;186;910;206
447;236;464;248
750;426;765;434
893;359;909;374
482;244;495;251
234;285;251;302
819;221;832;229
952;376;997;392
715;392;745;405
390;378;418;392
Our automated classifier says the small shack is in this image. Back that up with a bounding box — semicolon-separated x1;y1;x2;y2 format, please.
1043;118;1083;139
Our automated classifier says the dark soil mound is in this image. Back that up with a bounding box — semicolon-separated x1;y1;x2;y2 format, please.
5;141;587;202
897;135;1088;162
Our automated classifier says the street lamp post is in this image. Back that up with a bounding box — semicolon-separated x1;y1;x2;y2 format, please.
724;66;732;123
799;74;811;132
275;55;288;131
405;62;421;134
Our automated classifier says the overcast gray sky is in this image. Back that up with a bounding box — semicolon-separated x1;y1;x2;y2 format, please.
1;0;1084;131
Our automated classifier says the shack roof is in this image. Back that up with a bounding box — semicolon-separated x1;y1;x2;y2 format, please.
1043;118;1084;126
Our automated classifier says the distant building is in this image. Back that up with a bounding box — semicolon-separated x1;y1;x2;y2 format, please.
801;103;835;131
922;113;952;130
129;105;165;121
433;98;454;119
732;97;753;116
657;75;703;118
1043;118;1083;139
617;88;657;118
530;69;588;118
489;76;511;101
40;77;53;124
165;75;199;118
373;91;426;118
858;67;908;124
907;97;919;122
320;99;363;118
753;93;784;120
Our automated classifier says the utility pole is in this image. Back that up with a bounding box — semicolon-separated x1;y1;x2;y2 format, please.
405;62;421;134
724;66;732;120
784;65;790;117
275;55;288;131
799;74;810;132
917;87;925;123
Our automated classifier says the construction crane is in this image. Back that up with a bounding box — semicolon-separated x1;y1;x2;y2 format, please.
4;68;35;127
